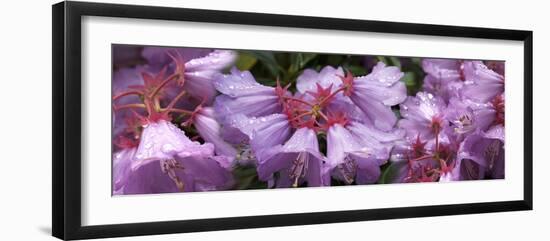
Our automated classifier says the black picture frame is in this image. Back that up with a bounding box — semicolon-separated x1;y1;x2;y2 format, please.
52;1;533;240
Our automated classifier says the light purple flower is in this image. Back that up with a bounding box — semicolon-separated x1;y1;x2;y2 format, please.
399;92;448;141
344;62;407;131
142;49;237;104
256;128;328;187
421;59;464;102
133;119;214;170
112;147;136;194
115;119;234;194
444;97;495;138
181;50;237;103
213;68;288;121
461;61;504;103
119;155;233;194
296;66;344;94
142;47;212;71
456;131;504;180
194;107;238;164
326;123;389;184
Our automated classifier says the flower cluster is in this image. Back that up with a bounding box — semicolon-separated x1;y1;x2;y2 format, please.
112;46;505;195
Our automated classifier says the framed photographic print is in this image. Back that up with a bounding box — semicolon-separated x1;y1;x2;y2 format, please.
52;1;533;240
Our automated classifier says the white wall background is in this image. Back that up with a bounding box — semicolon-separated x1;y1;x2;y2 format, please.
0;0;547;240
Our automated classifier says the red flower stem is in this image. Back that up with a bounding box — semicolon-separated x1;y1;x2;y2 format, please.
318;111;329;121
319;86;346;106
114;103;146;111
149;74;178;98
163;108;194;115
113;90;143;101
290;111;312;122
283;96;314;106
409;155;433;162
165;90;187;110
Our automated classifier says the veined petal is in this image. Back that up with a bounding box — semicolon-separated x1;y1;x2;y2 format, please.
296;66;344;94
214;94;282;121
184;50;237;71
133;120;214;170
357;62;404;86
194;107;238;162
350;91;398;131
462;61;504;103
213;68;274;97
112;147;137;193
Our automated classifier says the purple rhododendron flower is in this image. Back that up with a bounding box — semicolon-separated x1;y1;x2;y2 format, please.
193;107;238;162
133;119;214;170
297;66;344;94
213;68;289;121
257;127;328;187
421;59;464;102
399;92;447;142
342;62;407;131
455;131;504;180
461;61;504;103
327;123;386;184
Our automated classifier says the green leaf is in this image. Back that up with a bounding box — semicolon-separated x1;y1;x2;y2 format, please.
232;164;267;190
401;71;416;87
289;53;317;72
378;161;407;184
241;50;284;78
345;65;367;76
389;56;402;69
376;56;389;65
235;52;257;70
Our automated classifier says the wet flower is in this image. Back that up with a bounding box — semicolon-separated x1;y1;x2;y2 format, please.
444;97;495;138
421;59;465;102
326;123;390;184
462;61;504;103
193;106;239;165
296;66;344;95
143;48;236;103
341;62;407;131
456;131;504;180
256;128;328;187
399;92;447;142
213;68;289;122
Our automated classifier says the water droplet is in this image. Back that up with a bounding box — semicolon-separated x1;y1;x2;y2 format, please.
161;143;175;153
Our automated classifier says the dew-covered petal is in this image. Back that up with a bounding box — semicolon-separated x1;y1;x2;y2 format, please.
256;128;327;186
184;50;237;72
121;161;189;194
422;59;461;79
142;47;212;70
458;131;504;169
326;124;363;167
353;76;407;106
214;94;282;122
213;68;274;97
296;66;344;94
133;120;214;170
176;155;234;190
194;107;238;162
112;147;137;194
350;91;398;131
354;154;383;184
398;92;447;140
357;62;405;86
484;124;505;143
462;61;504;103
